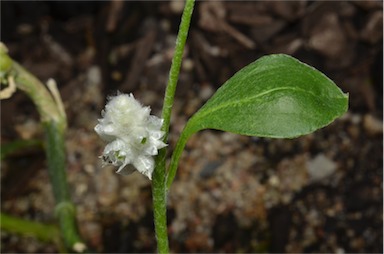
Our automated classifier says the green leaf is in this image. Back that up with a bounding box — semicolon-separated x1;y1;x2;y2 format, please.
166;54;348;189
186;54;348;138
0;212;61;243
1;139;43;161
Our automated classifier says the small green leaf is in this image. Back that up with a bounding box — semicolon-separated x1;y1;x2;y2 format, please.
1;139;43;161
0;212;61;243
166;54;348;189
186;54;348;138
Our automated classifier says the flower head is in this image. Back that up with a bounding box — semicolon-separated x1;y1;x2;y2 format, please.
95;93;166;180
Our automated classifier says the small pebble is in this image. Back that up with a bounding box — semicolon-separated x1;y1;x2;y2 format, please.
200;83;215;101
363;114;383;135
307;154;337;182
182;58;194;72
170;0;185;14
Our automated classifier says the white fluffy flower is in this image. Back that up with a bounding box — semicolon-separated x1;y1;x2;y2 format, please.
95;93;167;180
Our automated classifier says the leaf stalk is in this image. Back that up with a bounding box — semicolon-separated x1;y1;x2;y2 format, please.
152;0;195;253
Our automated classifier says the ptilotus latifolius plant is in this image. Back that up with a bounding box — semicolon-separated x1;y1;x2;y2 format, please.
0;0;348;253
94;0;348;253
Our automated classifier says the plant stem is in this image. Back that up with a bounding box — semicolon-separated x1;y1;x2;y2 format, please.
9;62;64;126
152;149;169;253
0;54;86;252
152;0;195;253
166;127;192;189
44;121;84;252
160;0;195;140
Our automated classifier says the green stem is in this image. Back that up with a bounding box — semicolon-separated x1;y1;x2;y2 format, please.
152;0;195;253
44;122;84;252
44;122;69;203
160;0;195;139
166;126;192;189
10;62;64;126
152;149;169;253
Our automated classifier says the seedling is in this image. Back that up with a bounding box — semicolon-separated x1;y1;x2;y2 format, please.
95;0;348;253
